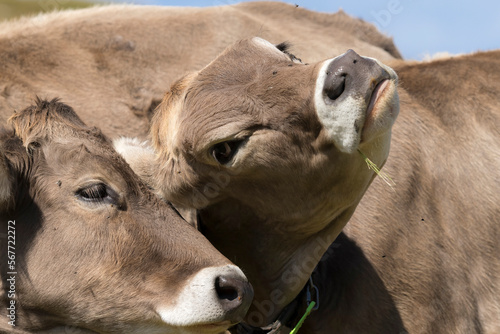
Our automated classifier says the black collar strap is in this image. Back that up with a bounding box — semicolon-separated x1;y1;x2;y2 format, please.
233;275;320;334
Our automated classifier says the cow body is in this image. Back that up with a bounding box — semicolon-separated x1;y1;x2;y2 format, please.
0;99;253;333
0;2;400;139
0;4;403;333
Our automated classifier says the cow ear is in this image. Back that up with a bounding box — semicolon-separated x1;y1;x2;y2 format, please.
148;73;211;209
173;205;199;229
0;146;13;208
114;137;157;188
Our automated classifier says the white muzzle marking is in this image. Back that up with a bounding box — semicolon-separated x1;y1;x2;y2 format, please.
314;58;366;154
157;264;246;327
314;57;398;154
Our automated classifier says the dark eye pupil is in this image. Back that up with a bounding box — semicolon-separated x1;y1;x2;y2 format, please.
212;141;240;164
214;142;231;158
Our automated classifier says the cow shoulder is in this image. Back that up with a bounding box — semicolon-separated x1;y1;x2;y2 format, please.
234;1;402;59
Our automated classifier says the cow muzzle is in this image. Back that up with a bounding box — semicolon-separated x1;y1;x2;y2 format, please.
157;264;253;331
314;49;399;153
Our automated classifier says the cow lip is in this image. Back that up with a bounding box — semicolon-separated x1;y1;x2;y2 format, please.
366;78;390;120
358;75;399;146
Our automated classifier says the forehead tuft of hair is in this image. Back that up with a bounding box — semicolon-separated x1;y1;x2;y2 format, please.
8;97;98;145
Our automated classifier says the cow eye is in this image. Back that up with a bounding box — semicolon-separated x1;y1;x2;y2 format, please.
211;140;243;165
76;183;116;205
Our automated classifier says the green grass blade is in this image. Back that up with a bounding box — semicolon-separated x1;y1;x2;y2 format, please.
357;149;396;189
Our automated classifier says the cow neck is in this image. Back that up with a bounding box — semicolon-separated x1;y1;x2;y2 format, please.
198;200;352;327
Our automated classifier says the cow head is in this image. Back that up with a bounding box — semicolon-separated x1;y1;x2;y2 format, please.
143;37;398;223
0;99;253;333
120;37;399;324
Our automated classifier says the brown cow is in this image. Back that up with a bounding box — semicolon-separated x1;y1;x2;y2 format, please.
0;99;253;333
120;41;500;333
117;37;400;333
0;1;401;138
5;3;498;333
0;3;404;333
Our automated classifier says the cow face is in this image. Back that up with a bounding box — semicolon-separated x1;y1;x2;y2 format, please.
0;99;253;333
148;38;399;233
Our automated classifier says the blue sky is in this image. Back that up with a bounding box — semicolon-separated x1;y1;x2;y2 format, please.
116;0;500;60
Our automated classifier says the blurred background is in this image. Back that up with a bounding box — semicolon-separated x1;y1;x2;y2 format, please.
1;0;498;60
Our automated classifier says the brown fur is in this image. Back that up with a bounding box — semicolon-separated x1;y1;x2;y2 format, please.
0;1;400;139
0;99;235;333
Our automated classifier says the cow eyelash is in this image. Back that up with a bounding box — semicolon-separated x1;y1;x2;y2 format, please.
76;183;117;205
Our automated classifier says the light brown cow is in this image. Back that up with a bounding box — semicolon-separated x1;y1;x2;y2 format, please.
0;1;401;137
0;99;253;334
5;3;498;333
121;41;500;333
117;37;400;333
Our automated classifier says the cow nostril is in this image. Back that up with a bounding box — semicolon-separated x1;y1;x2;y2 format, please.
325;73;346;101
214;275;254;317
215;276;240;302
